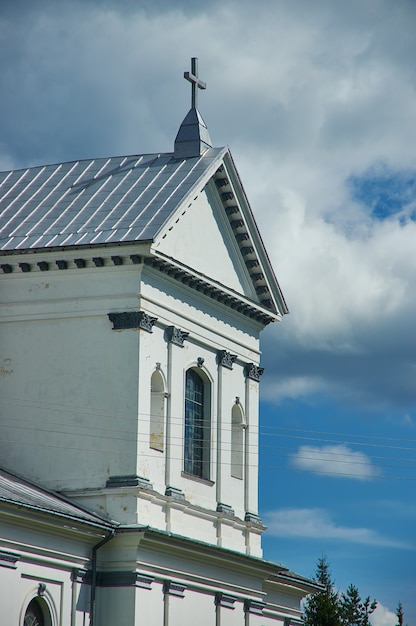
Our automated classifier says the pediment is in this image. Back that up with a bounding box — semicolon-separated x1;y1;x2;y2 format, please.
152;150;288;321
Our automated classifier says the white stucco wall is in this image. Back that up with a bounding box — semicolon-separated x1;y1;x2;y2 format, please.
0;511;100;626
154;186;255;299
0;262;143;491
0;247;265;554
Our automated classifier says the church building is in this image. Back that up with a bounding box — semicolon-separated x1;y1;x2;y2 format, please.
0;59;318;625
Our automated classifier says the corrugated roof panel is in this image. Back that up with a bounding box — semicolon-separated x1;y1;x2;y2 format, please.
103;228;128;243
0;467;110;526
0;171;14;186
69;232;92;246
0;168;29;190
120;225;149;242
87;230;109;245
1;237;15;250
108;227;132;242
0;148;225;251
14;236;32;249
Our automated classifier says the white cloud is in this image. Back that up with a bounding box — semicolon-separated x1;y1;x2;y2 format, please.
264;508;410;549
1;0;416;412
291;444;380;479
370;602;397;626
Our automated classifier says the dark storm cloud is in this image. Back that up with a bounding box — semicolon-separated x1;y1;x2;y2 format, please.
261;307;416;410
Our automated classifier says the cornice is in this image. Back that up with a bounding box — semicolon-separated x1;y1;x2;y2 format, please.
0;245;277;326
135;526;287;580
66;481;265;532
144;254;277;325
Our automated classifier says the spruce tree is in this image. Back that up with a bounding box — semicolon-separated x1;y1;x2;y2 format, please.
339;583;377;626
303;555;342;626
396;601;404;626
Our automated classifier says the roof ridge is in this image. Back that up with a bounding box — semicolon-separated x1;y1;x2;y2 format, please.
0;151;178;175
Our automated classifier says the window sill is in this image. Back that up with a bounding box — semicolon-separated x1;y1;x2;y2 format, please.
181;471;214;487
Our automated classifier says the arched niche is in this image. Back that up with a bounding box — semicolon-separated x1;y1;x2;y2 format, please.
231;403;245;480
150;369;166;452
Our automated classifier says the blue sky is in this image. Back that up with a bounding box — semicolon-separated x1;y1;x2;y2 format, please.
0;1;415;623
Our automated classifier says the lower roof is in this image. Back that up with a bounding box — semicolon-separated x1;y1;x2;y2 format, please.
0;466;113;528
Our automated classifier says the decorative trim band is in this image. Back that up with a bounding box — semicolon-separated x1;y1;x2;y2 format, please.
71;568;88;583
143;256;275;325
284;619;304;626
163;581;186;597
97;571;155;589
244;512;263;526
108;311;158;332
165;486;186;500
216;502;235;516
106;474;153;490
0;550;20;569
215;592;236;609
244;599;265;615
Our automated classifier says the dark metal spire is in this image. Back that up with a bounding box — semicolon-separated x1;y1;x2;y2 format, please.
174;57;212;159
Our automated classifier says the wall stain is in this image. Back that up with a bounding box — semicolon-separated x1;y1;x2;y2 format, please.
0;358;13;377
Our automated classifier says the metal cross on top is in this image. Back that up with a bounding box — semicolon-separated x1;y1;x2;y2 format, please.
184;57;206;109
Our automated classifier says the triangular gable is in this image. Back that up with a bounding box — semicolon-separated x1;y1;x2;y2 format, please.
153;170;254;297
152;148;288;319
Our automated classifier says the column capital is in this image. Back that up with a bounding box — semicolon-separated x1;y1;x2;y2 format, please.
244;363;264;381
165;326;189;347
217;350;237;369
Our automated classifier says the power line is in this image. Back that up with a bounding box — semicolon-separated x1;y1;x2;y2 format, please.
1;393;415;444
261;424;416;444
0;435;415;482
1;417;416;476
1;397;415;450
2;417;416;465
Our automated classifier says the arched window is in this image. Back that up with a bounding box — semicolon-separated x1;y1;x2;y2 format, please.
150;370;166;452
24;597;51;626
184;368;210;479
231;403;244;479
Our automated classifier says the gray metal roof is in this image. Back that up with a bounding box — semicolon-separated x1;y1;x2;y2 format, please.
0;148;225;252
0;467;112;527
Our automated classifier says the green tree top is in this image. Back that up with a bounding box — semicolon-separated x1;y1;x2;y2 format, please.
340;584;377;626
303;555;342;626
396;601;404;626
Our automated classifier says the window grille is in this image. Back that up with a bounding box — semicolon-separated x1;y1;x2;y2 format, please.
184;369;209;478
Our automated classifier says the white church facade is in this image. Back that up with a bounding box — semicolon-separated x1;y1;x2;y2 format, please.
0;59;318;625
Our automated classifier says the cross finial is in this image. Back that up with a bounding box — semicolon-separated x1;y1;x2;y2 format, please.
184;57;206;109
